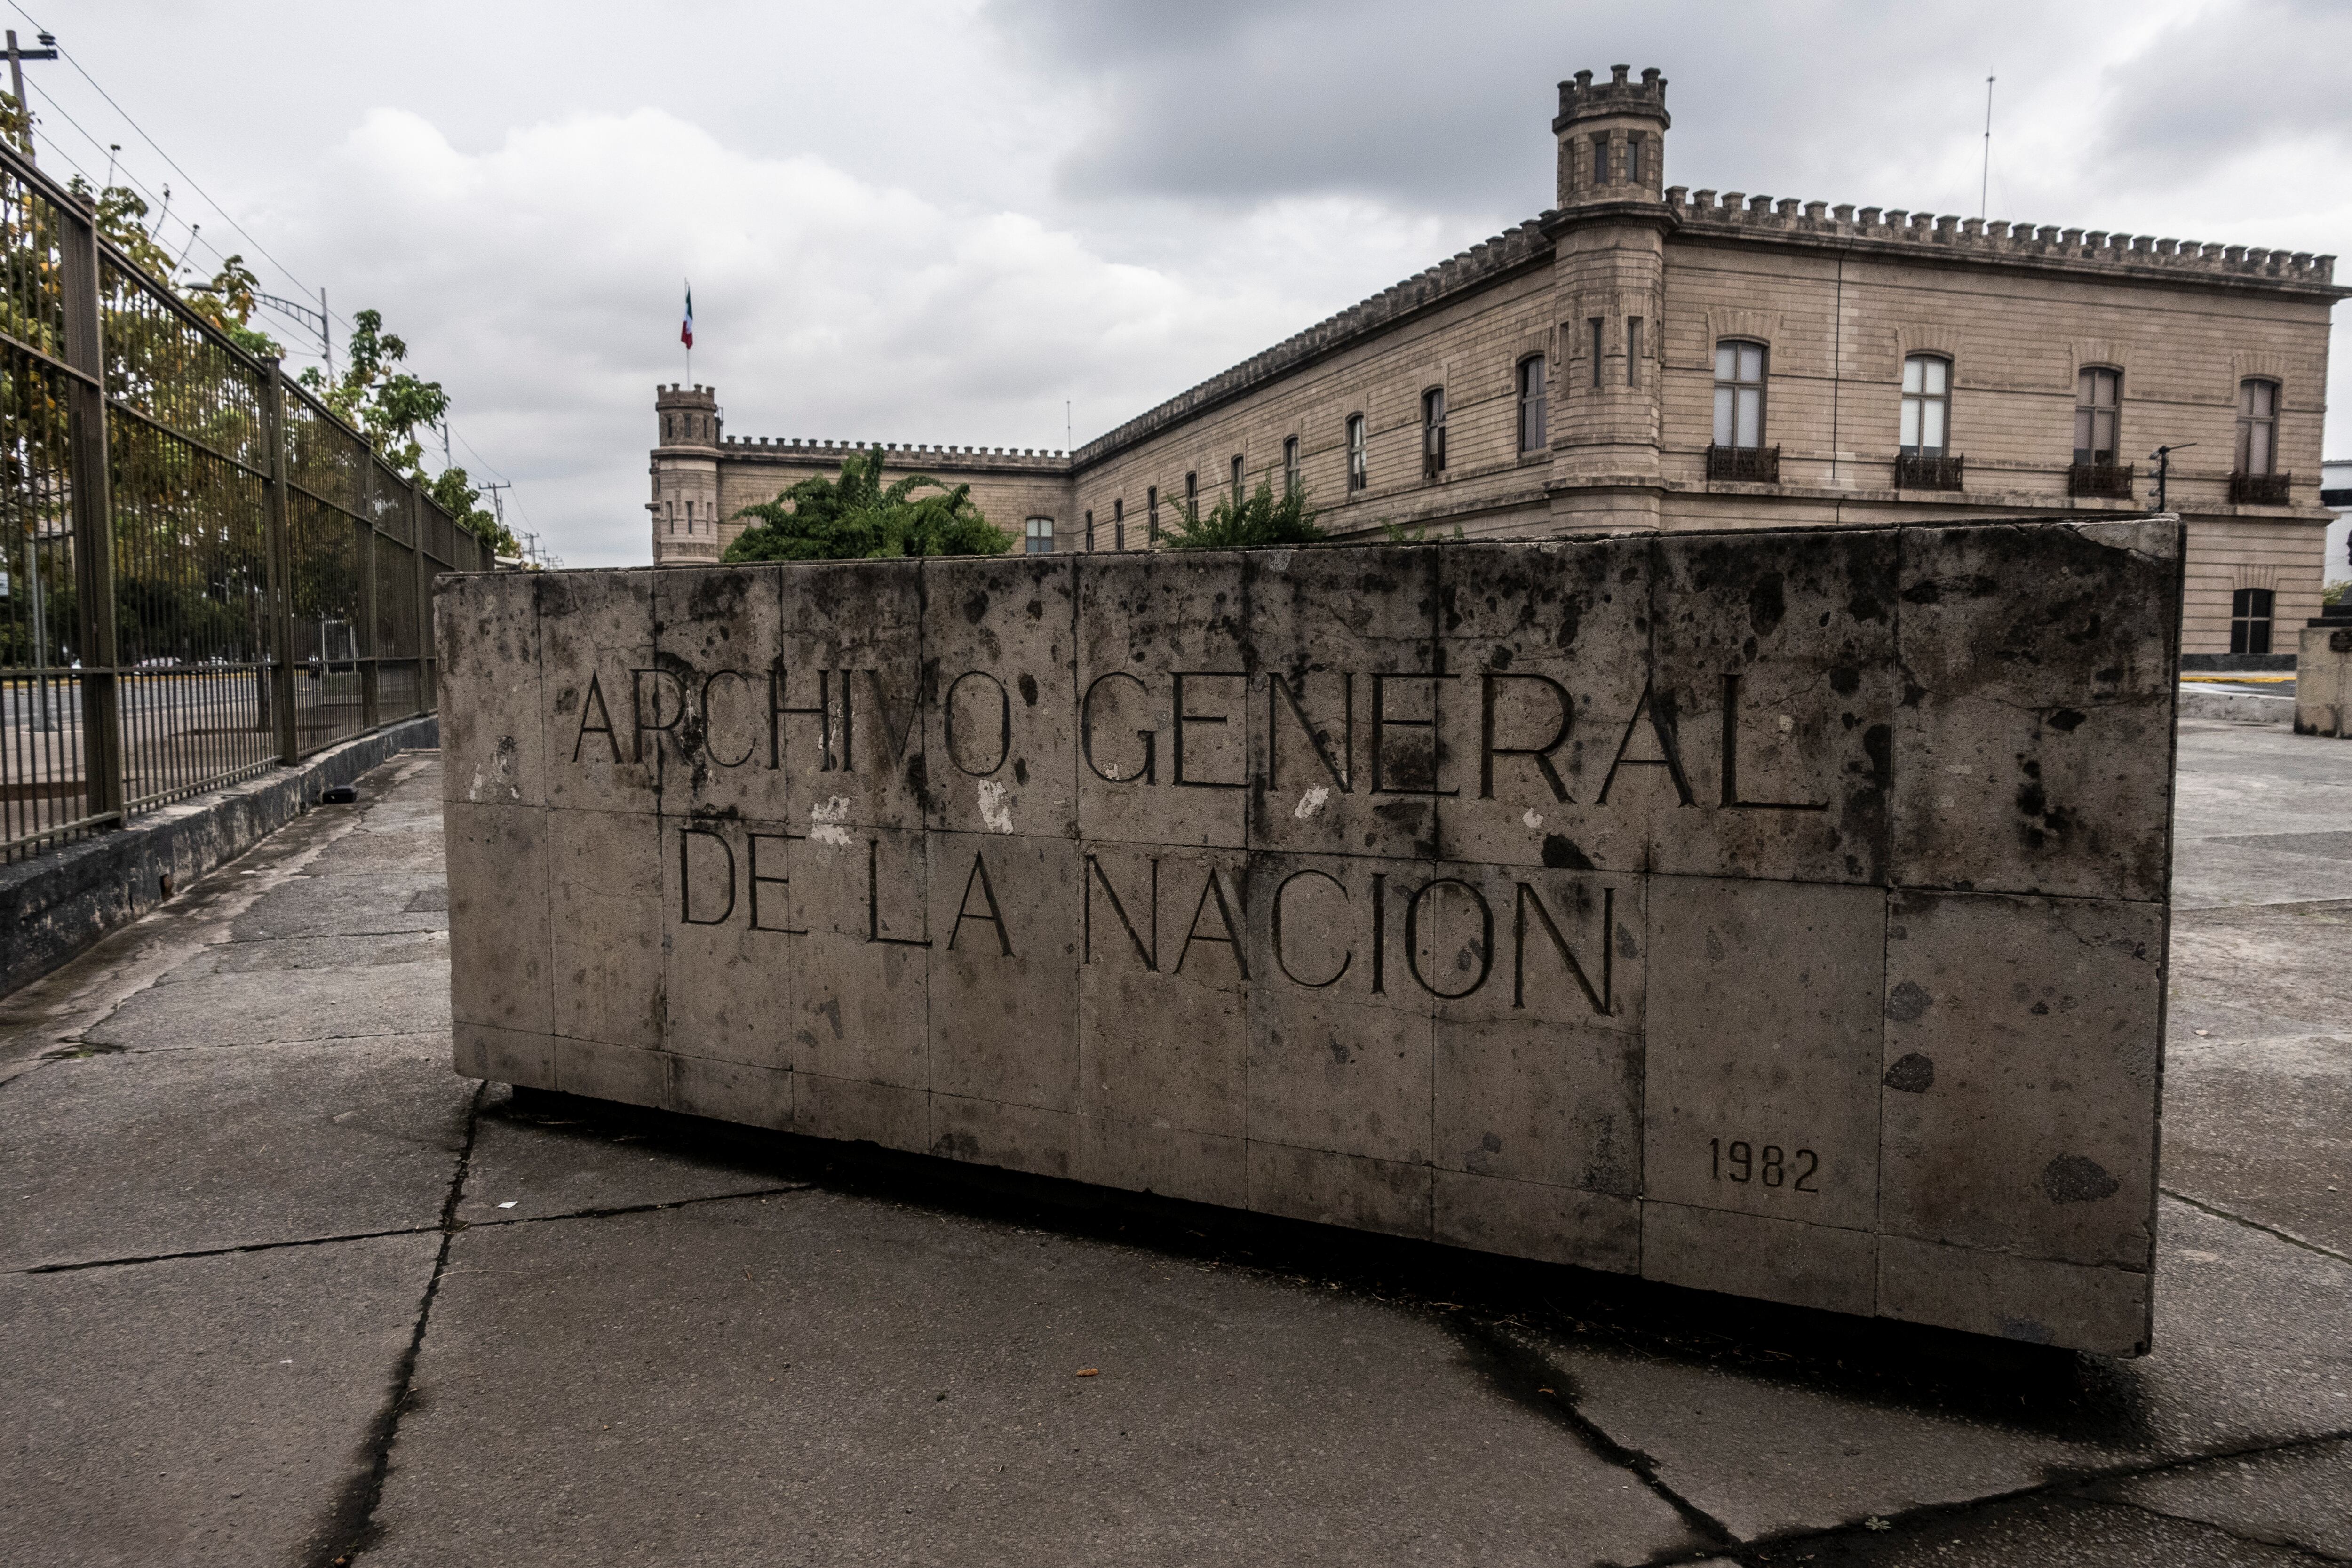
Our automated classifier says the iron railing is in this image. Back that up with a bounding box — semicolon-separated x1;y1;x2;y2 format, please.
1894;452;1965;491
0;140;491;861
1707;444;1780;484
2230;470;2292;505
2069;461;2135;500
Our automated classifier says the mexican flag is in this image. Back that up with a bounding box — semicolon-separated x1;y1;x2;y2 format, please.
680;285;694;349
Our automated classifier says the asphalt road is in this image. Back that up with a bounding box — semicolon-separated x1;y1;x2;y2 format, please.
0;723;2344;1567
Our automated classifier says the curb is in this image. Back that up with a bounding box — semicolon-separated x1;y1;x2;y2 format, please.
0;716;441;997
2177;689;2293;726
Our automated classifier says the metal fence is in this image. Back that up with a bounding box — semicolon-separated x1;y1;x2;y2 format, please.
0;140;492;862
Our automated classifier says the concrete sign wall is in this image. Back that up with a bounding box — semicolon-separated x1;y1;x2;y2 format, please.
438;519;2181;1355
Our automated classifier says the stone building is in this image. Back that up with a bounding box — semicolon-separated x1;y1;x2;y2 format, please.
650;64;2343;655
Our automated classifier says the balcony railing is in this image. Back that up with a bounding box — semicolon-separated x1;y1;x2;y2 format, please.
2230;470;2293;505
2068;461;2135;500
1895;452;1965;491
1707;445;1780;484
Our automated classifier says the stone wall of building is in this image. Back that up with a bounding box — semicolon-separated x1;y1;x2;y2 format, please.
651;63;2342;656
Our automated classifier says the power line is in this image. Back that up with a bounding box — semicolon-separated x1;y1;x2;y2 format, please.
8;0;334;321
14;10;531;546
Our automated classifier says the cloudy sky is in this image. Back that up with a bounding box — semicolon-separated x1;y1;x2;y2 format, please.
22;0;2350;565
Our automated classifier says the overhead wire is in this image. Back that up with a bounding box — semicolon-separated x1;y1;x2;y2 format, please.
14;6;523;529
8;0;337;324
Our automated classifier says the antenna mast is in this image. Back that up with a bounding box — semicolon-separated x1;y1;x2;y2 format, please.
1980;73;1995;221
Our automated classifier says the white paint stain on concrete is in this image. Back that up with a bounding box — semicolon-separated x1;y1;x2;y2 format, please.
465;735;520;803
810;795;854;847
1522;807;1544;829
1294;785;1330;820
977;780;1015;834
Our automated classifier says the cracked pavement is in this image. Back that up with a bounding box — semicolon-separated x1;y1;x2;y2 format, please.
1;727;2347;1566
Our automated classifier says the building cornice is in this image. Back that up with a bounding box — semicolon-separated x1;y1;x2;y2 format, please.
1666;189;2345;301
1072;220;1562;473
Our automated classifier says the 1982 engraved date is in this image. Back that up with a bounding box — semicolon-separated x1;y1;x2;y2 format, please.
1708;1138;1819;1192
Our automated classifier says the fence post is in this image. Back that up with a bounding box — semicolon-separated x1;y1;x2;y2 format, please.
260;361;298;764
357;458;380;730
412;491;430;719
57;191;123;826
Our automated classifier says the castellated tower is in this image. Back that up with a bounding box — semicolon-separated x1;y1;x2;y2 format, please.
1548;65;1670;531
650;384;723;565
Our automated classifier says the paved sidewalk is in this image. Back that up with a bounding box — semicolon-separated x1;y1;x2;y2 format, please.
1;728;2346;1567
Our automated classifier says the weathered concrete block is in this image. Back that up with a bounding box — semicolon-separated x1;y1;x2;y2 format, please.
1891;520;2180;900
1643;876;1885;1232
444;803;550;1036
441;519;2179;1354
1649;528;1897;884
437;571;543;807
1879;890;2162;1271
1246;545;1443;860
2295;619;2352;737
923;556;1078;839
659;815;797;1070
1077;552;1250;848
1437;536;1653;874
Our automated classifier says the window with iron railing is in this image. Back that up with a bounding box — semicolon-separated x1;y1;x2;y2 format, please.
2233;380;2290;502
1708;340;1774;481
2069;366;2131;496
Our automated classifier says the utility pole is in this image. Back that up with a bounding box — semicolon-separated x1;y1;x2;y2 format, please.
1980;73;1995;221
4;31;57;162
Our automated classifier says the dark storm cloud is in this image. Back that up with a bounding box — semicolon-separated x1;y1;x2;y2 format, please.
982;0;2138;218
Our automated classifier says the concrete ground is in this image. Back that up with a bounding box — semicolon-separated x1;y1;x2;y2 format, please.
0;726;2346;1568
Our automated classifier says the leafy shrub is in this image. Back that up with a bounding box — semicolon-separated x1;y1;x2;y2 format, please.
724;446;1011;561
1159;479;1326;550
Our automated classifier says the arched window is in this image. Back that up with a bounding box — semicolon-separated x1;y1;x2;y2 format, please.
1025;517;1055;555
2231;587;2274;655
1084;509;1094;551
1147;485;1160;543
1184;470;1199;519
1422;387;1446;479
1346;415;1367;492
1900;355;1950;456
1282;435;1301;494
1712;341;1766;449
2236;379;2279;477
2074;367;2121;465
1517;355;1548;453
1113;496;1125;551
1230;453;1245;501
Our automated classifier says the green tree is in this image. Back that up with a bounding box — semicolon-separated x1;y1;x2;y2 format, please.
428;464;517;560
1160;478;1326;550
725;446;1011;562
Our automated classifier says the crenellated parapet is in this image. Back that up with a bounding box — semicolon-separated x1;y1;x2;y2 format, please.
719;436;1072;474
1665;188;2338;289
